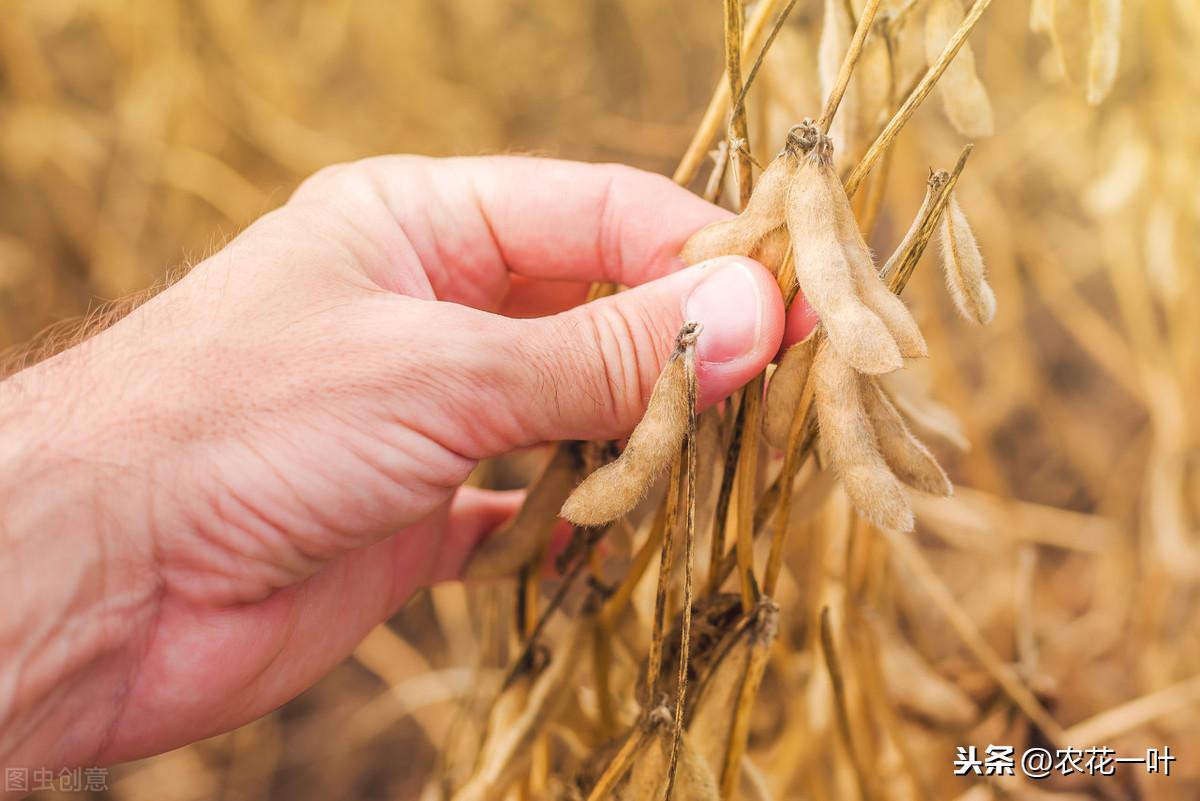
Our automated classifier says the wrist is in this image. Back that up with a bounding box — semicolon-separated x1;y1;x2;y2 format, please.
0;351;162;773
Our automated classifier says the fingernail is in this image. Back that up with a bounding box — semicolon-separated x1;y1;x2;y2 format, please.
683;260;763;364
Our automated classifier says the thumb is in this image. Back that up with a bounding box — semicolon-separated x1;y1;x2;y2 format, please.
500;256;785;445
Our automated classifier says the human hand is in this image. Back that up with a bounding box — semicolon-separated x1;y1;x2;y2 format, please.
0;156;813;773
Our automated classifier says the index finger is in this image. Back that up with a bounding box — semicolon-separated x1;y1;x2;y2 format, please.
353;155;731;308
457;156;732;287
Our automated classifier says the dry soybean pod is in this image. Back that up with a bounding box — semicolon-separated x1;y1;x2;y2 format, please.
845;1;994;198
812;342;914;532
584;708;670;801
628;727;720;801
937;190;996;324
785;124;903;375
885;146;973;294
685;603;758;777
562;323;701;527
680;154;792;267
873;618;979;729
825;163;928;359
763;335;816;450
862;376;952;496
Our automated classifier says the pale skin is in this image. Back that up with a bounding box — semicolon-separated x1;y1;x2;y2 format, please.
0;156;814;783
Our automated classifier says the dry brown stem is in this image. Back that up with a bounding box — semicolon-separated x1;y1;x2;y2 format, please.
819;607;873;801
817;0;884;134
845;0;995;197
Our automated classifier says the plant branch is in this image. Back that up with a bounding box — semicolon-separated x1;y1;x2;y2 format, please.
844;0;994;197
818;0;884;133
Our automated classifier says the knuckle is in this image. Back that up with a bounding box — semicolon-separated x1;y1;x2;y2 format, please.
590;164;675;282
291;162;358;202
576;300;676;426
290;155;430;206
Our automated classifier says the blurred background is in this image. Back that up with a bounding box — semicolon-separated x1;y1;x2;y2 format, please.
3;0;1197;799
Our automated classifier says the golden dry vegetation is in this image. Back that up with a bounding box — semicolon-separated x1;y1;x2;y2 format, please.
4;1;1199;800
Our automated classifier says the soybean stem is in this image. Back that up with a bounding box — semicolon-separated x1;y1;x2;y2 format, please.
817;0;885;134
644;460;683;708
663;342;700;801
674;0;792;187
820;606;874;801
844;0;994;197
723;0;754;208
732;378;764;612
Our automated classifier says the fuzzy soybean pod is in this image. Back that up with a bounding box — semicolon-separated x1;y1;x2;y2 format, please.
679;154;793;270
937;191;996;325
812;343;914;532
862;377;952;496
763;335;816;450
824;165;928;359
925;0;994;138
561;322;700;527
786;146;903;375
